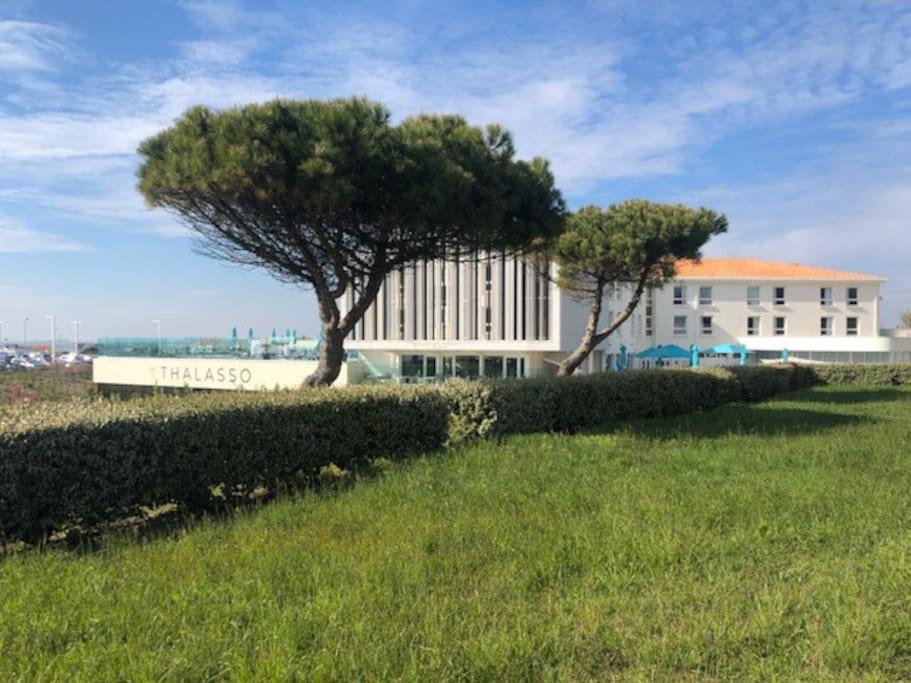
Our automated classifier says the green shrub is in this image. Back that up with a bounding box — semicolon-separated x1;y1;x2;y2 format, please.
0;362;872;543
809;363;911;386
0;386;449;543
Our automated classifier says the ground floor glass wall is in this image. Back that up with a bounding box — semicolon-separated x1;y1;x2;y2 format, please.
399;354;527;380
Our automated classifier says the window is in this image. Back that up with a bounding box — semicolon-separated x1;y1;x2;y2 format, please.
846;317;858;336
847;287;858;306
774;287;786;305
482;356;503;379
701;315;713;335
747;286;760;306
699;286;713;305
673;285;687;305
820;287;832;306
401;354;424;377
645;289;654;337
747;316;760;336
820;317;832;336
673;315;687;336
774;316;786;335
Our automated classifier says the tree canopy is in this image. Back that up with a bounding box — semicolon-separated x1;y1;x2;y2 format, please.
553;200;728;376
137;97;565;384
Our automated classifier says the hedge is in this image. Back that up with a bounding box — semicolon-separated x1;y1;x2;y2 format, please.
808;363;911;386
0;362;887;543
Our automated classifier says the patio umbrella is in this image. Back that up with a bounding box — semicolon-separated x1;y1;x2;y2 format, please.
690;344;700;368
781;348;789;363
707;343;747;355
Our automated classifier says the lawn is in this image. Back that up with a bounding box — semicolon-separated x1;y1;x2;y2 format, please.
1;386;910;681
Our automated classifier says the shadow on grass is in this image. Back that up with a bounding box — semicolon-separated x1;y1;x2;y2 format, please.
787;387;911;405
588;407;873;440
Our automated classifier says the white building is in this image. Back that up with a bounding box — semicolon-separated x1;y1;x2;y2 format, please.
341;257;911;381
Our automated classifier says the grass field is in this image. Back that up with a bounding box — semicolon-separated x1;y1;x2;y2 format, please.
1;386;910;681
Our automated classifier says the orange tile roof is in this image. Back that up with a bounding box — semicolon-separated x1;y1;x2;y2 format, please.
675;258;883;282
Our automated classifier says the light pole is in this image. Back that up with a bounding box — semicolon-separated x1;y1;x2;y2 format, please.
45;315;56;363
72;321;82;354
23;317;29;349
152;319;161;355
0;320;4;346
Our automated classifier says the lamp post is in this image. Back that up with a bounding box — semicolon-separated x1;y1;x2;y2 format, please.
72;321;82;354
0;320;4;346
23;317;29;349
45;315;56;363
152;319;161;355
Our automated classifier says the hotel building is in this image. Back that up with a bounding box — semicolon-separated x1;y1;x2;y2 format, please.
341;257;911;381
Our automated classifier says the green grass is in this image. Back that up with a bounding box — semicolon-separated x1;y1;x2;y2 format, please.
2;386;910;681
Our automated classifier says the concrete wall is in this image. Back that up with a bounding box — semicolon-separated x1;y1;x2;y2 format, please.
93;357;353;390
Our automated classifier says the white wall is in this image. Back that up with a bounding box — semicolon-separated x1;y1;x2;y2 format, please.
93;357;353;390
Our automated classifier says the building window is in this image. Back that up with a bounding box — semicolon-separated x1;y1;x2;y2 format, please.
539;262;550;341
499;253;506;341
439;264;447;339
673;315;687;336
699;286;712;305
747;316;759;336
398;267;406;340
820;287;832;306
774;287;786;306
747;286;760;306
847;287;858;306
482;356;503;379
820;316;832;336
846;317;858;336
774;316;786;335
483;257;493;340
645;288;654;337
401;354;424;377
673;285;687;305
701;315;713;335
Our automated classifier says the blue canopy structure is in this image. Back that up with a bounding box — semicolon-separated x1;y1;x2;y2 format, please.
781;347;789;362
706;343;747;355
690;344;701;368
616;344;628;371
636;344;691;360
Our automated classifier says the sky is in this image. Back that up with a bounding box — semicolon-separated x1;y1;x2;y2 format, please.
1;0;910;342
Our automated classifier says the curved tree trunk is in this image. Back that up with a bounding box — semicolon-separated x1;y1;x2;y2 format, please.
557;271;650;377
556;295;602;377
304;326;346;387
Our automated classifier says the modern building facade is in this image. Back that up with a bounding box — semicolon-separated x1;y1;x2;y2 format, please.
341;257;911;381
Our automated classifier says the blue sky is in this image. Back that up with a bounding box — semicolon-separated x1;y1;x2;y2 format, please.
1;0;911;341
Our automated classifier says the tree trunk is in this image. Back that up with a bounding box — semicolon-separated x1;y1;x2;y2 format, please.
557;272;649;377
556;294;602;377
304;325;346;387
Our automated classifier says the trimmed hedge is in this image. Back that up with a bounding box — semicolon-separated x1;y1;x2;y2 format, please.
808;363;911;386
0;362;867;543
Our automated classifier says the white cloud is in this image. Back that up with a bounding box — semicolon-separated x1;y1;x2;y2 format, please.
0;216;89;253
0;20;72;72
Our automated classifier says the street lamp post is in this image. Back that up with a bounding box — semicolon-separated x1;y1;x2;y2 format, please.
152;319;161;355
72;321;83;354
23;317;29;349
45;315;56;363
0;320;4;346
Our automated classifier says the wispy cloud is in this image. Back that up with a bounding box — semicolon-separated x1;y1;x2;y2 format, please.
0;20;73;72
0;216;89;253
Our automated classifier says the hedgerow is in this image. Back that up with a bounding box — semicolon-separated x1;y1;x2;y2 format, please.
0;362;892;543
808;363;911;386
